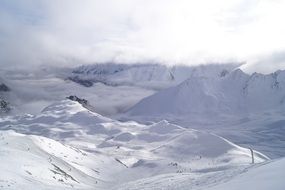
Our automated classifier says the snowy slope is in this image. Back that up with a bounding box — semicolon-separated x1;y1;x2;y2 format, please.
116;158;285;190
0;99;269;189
0;64;284;189
124;69;285;159
127;69;285;117
0;130;124;190
208;158;285;190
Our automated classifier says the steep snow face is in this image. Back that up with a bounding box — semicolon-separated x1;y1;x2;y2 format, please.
0;130;123;190
70;63;240;88
127;69;285;117
244;71;285;110
0;100;268;189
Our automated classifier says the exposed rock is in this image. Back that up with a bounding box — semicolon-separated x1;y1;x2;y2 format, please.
66;95;88;105
0;83;10;92
0;99;11;113
220;69;229;77
68;76;93;87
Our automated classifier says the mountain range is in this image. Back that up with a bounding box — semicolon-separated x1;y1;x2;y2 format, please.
0;63;284;189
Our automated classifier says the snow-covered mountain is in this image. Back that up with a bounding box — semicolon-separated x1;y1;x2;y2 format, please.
0;99;269;189
123;68;285;159
1;63;285;189
69;63;240;89
0;63;241;116
127;69;285;117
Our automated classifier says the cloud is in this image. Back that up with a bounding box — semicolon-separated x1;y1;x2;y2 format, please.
241;51;285;74
1;0;285;70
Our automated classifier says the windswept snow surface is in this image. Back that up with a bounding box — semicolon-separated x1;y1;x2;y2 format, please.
0;100;269;189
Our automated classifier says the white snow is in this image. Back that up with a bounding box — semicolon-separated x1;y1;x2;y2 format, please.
0;130;123;189
0;63;284;189
0;99;270;189
70;63;240;88
127;69;285;117
125;69;285;158
115;158;285;190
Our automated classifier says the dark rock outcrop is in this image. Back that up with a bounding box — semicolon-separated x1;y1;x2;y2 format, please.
68;77;93;87
0;99;11;113
67;95;88;105
0;83;10;92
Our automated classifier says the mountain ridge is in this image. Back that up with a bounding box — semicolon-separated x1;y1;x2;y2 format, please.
127;69;285;117
69;63;241;88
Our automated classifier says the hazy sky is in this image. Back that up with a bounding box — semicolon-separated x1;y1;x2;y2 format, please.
1;0;285;72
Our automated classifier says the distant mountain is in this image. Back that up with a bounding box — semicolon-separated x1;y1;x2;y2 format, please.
127;69;285;117
69;63;241;88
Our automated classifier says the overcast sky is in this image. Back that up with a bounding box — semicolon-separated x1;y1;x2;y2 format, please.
1;0;285;72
